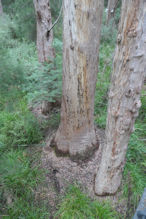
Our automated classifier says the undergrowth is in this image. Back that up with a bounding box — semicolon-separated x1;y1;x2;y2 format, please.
95;43;115;128
0;97;49;218
0;150;49;218
123;94;146;217
0;99;42;154
55;185;118;219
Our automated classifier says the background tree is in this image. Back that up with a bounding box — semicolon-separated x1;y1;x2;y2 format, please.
33;0;54;63
106;0;119;25
0;0;3;15
33;0;55;114
54;0;104;159
95;0;146;195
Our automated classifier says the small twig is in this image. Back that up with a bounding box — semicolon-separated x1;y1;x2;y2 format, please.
48;1;63;32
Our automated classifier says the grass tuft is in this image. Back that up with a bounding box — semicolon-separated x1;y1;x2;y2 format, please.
55;185;118;219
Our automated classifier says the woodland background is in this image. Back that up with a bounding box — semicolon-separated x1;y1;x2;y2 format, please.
0;0;145;218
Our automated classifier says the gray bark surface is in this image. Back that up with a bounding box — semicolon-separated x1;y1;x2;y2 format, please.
54;0;103;160
106;0;118;24
33;0;54;62
95;0;146;195
0;0;3;16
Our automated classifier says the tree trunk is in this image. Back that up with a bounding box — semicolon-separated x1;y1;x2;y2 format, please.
33;0;55;114
0;0;3;16
106;0;118;25
33;0;54;63
95;0;146;195
54;0;104;160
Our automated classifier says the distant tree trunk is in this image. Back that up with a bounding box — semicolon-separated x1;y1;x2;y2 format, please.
106;0;118;24
54;0;104;160
33;0;54;63
0;0;3;16
95;0;146;195
33;0;55;114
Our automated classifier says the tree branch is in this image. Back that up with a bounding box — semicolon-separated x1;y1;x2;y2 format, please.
48;1;63;32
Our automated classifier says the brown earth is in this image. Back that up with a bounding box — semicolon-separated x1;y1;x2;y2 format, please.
32;106;128;218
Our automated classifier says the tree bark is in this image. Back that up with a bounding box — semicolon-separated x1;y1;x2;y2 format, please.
95;0;146;195
106;0;118;25
33;0;55;114
0;0;3;16
33;0;54;63
54;0;104;160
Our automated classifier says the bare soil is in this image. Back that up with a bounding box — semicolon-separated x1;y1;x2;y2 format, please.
32;106;128;218
40;128;127;217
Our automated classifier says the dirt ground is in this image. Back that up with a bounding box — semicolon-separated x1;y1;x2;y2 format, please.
32;107;128;218
40;129;127;217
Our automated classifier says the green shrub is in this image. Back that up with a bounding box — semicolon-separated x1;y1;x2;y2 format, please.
3;0;36;41
0;14;17;49
55;185;118;219
123;122;146;210
0;52;25;96
0;100;42;152
95;43;114;128
0;150;48;218
101;11;117;45
26;38;62;105
7;198;49;219
0;15;26;97
0;150;41;196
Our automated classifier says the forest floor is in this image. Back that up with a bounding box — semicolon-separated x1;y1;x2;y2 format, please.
32;106;128;218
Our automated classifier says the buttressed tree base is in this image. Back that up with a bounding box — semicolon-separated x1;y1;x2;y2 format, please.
54;0;104;160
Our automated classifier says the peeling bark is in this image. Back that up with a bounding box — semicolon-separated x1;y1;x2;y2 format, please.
106;0;118;25
33;0;54;63
0;0;3;16
54;0;104;160
95;0;146;195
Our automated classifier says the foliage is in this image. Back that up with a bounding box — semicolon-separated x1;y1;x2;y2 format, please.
7;198;49;219
101;11;117;45
0;149;49;218
95;43;114;128
2;0;63;41
2;0;36;41
0;14;62;106
0;14;17;48
26;39;62;105
0;150;40;195
0;99;42;153
55;185;118;219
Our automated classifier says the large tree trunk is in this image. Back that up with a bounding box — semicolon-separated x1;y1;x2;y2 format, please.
54;0;103;160
106;0;118;25
33;0;54;63
0;0;3;16
95;0;146;195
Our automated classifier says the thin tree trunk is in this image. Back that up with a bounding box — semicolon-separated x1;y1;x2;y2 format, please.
0;0;3;16
33;0;54;63
33;0;55;114
106;0;118;25
95;0;146;195
54;0;104;160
